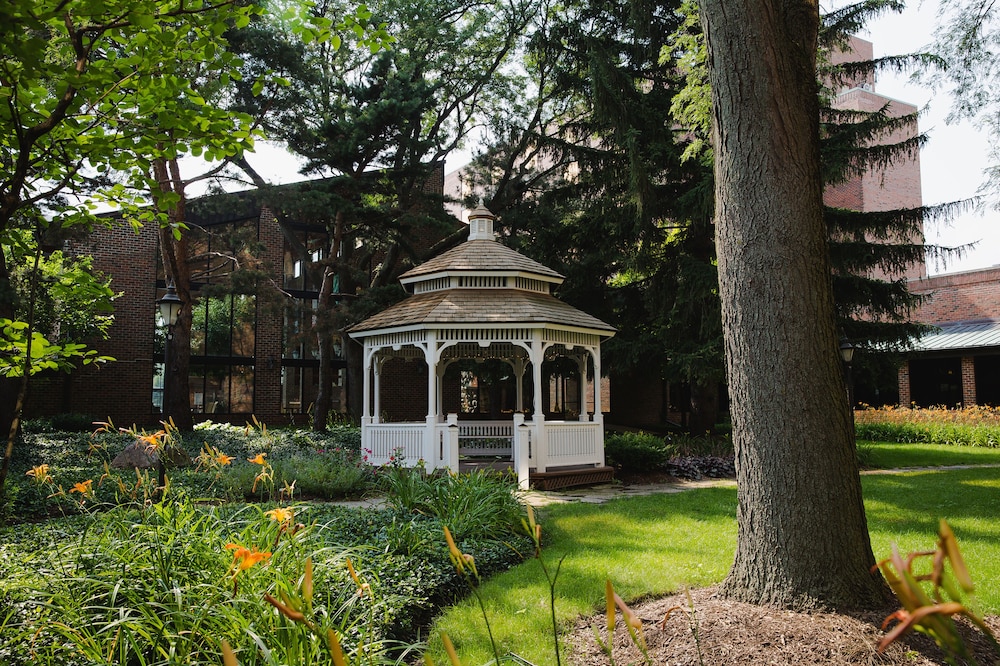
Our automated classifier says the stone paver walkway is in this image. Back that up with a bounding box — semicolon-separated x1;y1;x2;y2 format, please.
521;478;734;507
328;463;1000;510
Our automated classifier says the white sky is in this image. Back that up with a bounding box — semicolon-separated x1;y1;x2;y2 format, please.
242;5;999;276
851;2;1000;275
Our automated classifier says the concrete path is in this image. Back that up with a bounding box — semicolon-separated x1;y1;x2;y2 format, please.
520;478;735;507
326;463;1000;510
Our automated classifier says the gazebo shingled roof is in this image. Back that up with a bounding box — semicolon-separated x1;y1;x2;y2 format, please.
398;239;565;282
348;288;616;333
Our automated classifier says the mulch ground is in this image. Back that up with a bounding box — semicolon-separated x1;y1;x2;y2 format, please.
565;586;1000;665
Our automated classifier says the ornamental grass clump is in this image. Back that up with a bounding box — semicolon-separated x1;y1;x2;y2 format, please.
437;504;565;666
594;579;652;666
380;467;524;542
875;519;1000;665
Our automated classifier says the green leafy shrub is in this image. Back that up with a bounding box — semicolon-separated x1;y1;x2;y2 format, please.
667;432;734;457
604;432;675;473
856;405;1000;447
379;468;525;541
0;495;529;664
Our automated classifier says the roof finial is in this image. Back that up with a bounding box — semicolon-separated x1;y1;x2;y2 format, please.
467;204;496;241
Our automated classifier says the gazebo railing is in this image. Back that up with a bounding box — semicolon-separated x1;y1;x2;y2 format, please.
365;423;425;466
457;421;513;457
362;417;603;486
543;421;603;468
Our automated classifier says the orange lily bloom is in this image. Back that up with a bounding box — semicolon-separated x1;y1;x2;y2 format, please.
26;464;52;484
225;543;272;578
265;506;294;523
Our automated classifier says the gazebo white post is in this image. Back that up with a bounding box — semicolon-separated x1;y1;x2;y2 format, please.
575;352;588;421
512;411;529;489
361;342;373;427
592;344;604;426
592;344;605;466
530;334;547;472
512;356;526;412
424;331;438;469
437;360;451;421
373;356;384;424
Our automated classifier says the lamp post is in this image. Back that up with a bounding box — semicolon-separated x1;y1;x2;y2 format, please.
839;336;856;422
156;281;182;492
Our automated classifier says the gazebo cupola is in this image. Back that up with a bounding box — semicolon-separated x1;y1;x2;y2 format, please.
348;206;615;489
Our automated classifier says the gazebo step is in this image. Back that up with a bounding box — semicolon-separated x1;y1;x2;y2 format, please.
529;466;615;490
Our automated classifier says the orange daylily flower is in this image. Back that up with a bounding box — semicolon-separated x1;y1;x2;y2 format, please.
265;506;294;524
215;452;234;466
71;479;93;495
26;464;52;484
138;430;167;452
225;543;272;578
248;453;267;465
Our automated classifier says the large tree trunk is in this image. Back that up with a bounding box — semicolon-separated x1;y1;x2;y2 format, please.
0;251;18;445
159;224;195;432
156;157;194;431
313;210;346;431
700;0;887;609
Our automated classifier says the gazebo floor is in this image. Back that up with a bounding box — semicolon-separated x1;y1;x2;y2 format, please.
459;459;615;490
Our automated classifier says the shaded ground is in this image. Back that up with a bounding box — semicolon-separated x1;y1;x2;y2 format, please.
567;586;1000;666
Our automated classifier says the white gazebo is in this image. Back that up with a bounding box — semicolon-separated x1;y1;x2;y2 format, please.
348;206;616;489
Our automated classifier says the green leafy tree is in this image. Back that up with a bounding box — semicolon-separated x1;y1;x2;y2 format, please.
925;0;1000;203
462;0;722;433
247;0;539;428
0;0;268;498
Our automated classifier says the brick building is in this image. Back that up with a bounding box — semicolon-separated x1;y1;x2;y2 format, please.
25;167;448;428
899;268;1000;407
826;36;926;282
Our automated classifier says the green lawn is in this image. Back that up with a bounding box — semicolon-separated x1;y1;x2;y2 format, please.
428;466;1000;666
862;439;1000;469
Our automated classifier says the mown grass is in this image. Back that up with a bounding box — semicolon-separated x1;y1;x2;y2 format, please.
428;487;737;666
861;439;1000;469
427;467;1000;666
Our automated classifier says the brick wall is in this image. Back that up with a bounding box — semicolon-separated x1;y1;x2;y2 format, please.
27;218;161;427
825;36;925;282
252;206;287;425
897;363;911;406
909;267;1000;324
607;368;666;427
962;356;977;405
379;358;428;421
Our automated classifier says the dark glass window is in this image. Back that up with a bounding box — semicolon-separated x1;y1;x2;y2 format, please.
153;218;260;415
909;357;963;407
283;231;327;291
975;355;1000;406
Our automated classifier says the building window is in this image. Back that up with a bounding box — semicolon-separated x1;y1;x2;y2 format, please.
152;217;260;416
283;230;327;291
279;226;348;414
909;357;962;407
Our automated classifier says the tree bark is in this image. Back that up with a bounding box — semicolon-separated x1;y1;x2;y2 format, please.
700;0;888;609
156;157;194;431
312;210;346;431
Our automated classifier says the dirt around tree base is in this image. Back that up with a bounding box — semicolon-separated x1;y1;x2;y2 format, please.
566;586;1000;665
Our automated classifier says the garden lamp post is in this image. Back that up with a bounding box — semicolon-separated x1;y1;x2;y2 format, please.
156;281;182;492
839;336;855;417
